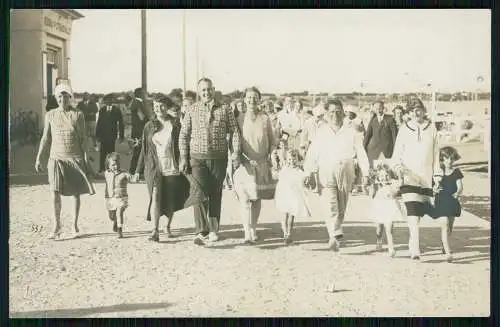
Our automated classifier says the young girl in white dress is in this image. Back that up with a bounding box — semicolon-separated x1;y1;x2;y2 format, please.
368;160;405;257
275;149;312;244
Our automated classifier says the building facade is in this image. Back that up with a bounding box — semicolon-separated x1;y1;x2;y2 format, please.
10;9;83;128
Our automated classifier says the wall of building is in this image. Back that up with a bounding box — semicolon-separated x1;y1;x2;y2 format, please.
10;10;44;117
10;9;80;130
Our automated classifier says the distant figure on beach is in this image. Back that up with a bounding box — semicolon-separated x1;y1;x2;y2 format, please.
363;100;398;168
129;87;148;177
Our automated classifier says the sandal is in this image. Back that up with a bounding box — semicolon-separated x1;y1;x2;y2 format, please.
47;229;62;240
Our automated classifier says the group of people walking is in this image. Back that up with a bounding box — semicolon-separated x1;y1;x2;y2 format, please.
35;78;464;262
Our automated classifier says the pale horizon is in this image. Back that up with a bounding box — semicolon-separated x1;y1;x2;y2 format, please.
69;9;491;95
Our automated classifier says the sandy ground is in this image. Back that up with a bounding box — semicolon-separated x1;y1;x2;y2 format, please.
9;139;490;317
9;180;490;318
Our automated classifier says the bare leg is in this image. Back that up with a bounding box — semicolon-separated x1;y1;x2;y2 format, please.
286;215;295;244
241;199;252;243
49;191;62;238
149;187;160;242
384;222;395;257
448;216;455;236
250;199;262;241
375;223;384;250
71;195;81;234
281;213;289;239
407;215;421;259
165;216;173;236
109;210;117;232
117;207;125;238
438;216;452;261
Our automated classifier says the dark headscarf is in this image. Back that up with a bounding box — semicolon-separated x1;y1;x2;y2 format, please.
45;95;59;112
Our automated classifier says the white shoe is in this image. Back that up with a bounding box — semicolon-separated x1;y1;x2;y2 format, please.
208;232;219;242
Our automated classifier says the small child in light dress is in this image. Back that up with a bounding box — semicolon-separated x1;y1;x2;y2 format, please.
271;131;290;178
368;161;405;257
275;149;312;244
430;146;464;262
104;152;137;238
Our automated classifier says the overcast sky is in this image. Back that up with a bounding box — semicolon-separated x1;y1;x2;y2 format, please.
69;9;491;94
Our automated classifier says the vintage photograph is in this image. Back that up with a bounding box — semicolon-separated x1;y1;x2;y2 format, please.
9;9;491;317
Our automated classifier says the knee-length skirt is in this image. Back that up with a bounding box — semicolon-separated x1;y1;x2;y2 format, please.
48;158;95;196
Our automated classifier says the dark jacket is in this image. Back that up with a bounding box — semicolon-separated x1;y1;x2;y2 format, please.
76;100;99;122
129;98;147;139
96;105;124;142
363;114;398;163
135;119;206;220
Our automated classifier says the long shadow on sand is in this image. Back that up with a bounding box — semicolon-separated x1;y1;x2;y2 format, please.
202;221;490;264
10;301;172;318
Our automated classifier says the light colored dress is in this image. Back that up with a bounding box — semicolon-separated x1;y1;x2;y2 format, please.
369;181;406;224
275;166;312;217
391;120;439;217
233;111;277;200
46;107;95;196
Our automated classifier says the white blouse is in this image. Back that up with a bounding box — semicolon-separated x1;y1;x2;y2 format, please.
152;121;180;176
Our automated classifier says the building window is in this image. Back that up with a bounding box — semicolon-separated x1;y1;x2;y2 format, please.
46;48;60;68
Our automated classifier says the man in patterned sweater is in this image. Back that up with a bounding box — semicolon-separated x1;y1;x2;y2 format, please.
179;77;241;244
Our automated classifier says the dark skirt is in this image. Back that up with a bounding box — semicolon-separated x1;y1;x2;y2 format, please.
146;173;207;221
400;184;433;217
429;194;461;218
48;158;95;196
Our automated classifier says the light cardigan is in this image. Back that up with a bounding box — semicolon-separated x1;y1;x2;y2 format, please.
304;122;370;183
391;120;440;189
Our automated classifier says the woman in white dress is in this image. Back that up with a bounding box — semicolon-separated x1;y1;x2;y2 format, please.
391;98;440;259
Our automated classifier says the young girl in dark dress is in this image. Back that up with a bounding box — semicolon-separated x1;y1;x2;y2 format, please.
431;146;464;262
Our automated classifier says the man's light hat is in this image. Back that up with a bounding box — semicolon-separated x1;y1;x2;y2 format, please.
312;104;326;117
345;105;359;114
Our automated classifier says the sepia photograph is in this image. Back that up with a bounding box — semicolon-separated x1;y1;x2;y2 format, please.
8;8;491;317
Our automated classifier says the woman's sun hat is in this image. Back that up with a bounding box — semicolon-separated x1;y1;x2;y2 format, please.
54;83;73;98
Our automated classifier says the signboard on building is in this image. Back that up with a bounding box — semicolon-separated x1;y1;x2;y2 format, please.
43;10;72;38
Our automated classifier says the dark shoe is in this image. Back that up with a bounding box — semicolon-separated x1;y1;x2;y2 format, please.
148;231;160;242
284;237;293;245
117;227;123;239
113;221;118;232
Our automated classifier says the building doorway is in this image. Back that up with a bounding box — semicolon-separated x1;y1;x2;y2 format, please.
46;48;60;96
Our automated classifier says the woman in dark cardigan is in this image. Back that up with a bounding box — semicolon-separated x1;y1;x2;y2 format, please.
134;94;206;242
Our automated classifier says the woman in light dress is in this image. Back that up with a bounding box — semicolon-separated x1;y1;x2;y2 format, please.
35;84;95;240
391;98;440;260
232;87;277;244
280;98;308;152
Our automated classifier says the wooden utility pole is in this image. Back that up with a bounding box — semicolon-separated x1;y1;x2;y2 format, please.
196;36;200;102
182;10;187;98
141;10;147;101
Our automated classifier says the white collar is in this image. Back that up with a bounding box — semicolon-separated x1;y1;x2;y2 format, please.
135;97;143;102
